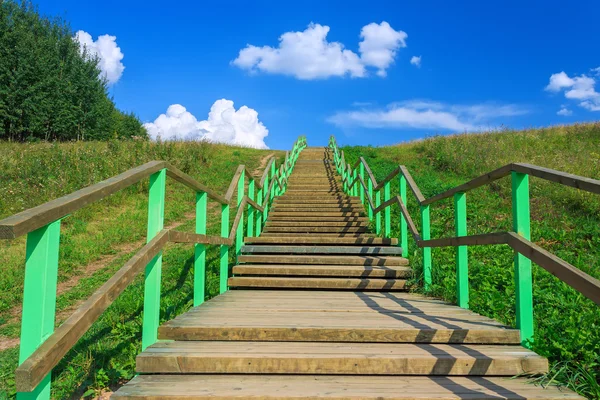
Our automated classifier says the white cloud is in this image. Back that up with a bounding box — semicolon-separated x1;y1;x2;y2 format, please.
557;107;573;116
410;56;422;68
545;70;600;112
143;100;269;149
592;67;600;76
232;22;406;80
327;100;529;132
74;30;125;85
358;22;407;77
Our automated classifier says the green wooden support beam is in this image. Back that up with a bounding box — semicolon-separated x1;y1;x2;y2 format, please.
421;204;432;291
454;192;469;309
17;219;61;400
219;203;229;294
247;179;255;238
399;174;408;257
236;173;245;259
262;175;269;224
375;190;382;235
193;191;207;307
384;181;391;238
512;171;534;346
142;168;166;351
359;163;365;204
368;179;374;221
255;188;263;236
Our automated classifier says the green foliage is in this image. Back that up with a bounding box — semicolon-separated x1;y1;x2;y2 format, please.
0;1;145;141
341;122;600;398
0;140;282;398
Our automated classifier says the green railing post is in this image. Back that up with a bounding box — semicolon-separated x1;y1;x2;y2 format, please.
236;173;245;259
343;167;348;193
219;203;229;294
17;219;61;400
247;179;255;238
263;174;269;225
359;163;365;204
421;205;432;290
399;174;408;257
352;169;358;197
255;188;263;236
142;168;166;350
454;192;469;309
512;171;534;346
384;181;391;237
375;190;382;235
368;179;374;221
194;191;207;307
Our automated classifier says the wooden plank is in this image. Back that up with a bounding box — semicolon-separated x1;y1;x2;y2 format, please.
232;264;411;278
15;230;170;392
238;255;408;265
136;341;548;376
113;375;584;399
228;277;408;290
166;164;227;204
0;161;167;239
420;232;509;248
244;237;397;245
241;245;403;255
168;230;231;246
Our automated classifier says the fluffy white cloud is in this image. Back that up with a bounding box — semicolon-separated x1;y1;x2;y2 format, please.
557;107;573;116
143;100;269;149
358;22;407;77
74;30;125;85
232;22;406;80
410;56;422;68
592;67;600;76
327;100;529;132
545;70;600;112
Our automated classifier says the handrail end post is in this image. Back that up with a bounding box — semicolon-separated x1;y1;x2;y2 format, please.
194;191;207;307
219;203;230;294
454;192;469;309
420;204;432;291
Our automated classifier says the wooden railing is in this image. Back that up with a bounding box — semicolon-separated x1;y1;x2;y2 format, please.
0;136;307;397
328;135;600;347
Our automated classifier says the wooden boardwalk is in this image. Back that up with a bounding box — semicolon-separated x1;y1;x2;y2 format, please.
113;147;582;399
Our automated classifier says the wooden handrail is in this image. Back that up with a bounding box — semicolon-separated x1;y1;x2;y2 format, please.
8;135;307;393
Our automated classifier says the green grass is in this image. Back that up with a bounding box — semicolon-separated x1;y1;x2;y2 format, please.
340;122;600;398
0;139;283;398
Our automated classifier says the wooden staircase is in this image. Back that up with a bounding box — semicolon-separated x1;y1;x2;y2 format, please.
113;147;582;399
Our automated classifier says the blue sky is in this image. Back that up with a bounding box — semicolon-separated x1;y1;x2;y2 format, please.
40;0;600;149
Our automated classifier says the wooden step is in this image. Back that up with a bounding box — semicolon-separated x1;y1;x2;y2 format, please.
268;216;368;222
259;233;376;238
262;227;369;233
232;264;411;278
265;221;367;227
136;341;548;375
238;255;409;265
158;291;522;344
241;245;403;255
245;236;398;245
273;200;361;205
268;212;365;217
113;375;582;400
228;276;408;290
271;207;362;213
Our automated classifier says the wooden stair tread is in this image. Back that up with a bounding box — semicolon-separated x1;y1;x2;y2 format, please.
113;375;582;399
241;245;403;255
228;276;408;290
232;264;411;278
136;341;548;375
244;237;398;245
238;255;409;265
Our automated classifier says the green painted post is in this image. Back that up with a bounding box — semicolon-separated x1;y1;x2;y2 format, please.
384;181;391;238
421;205;432;291
219;203;230;294
359;163;365;204
17;220;61;400
142;169;166;351
262;174;269;224
512;171;534;346
342;167;347;193
454;192;469;309
399;175;408;257
194;191;207;307
376;190;382;235
247;179;255;238
368;179;374;221
351;169;357;196
236;173;245;259
255;188;263;236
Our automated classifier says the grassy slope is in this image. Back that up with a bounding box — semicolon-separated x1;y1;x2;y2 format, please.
341;123;600;398
0;139;283;398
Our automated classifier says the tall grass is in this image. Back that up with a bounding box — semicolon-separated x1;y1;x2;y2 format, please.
0;139;282;398
341;122;600;398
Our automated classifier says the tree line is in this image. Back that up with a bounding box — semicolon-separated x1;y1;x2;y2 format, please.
0;1;147;141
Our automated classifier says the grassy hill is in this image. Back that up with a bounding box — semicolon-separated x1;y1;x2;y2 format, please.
0;139;283;398
341;122;600;398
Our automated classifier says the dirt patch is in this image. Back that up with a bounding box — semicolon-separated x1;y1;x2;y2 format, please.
0;336;19;351
253;153;275;177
